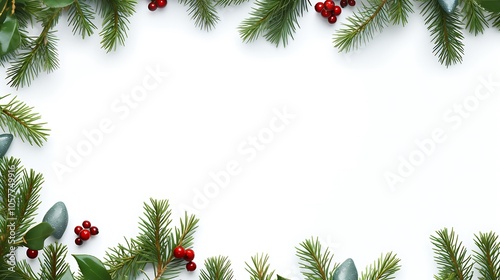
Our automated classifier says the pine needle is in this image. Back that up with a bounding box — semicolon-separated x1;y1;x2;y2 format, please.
360;252;401;280
178;0;220;31
461;0;489;35
245;253;275;280
200;256;235;280
296;237;337;280
431;228;474;280
473;231;500;280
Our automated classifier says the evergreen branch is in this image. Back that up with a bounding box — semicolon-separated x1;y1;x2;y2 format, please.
0;94;50;147
104;237;148;279
387;0;414;26
461;0;489;35
488;12;500;30
178;0;220;31
14;261;38;279
239;0;308;47
431;228;474;280
216;0;249;8
15;168;43;239
39;243;70;279
296;237;336;280
333;0;390;52
0;157;21;257
473;231;500;280
360;252;401;280
419;0;464;66
200;256;235;280
245;253;275;280
98;0;136;52
67;0;97;39
6;8;61;88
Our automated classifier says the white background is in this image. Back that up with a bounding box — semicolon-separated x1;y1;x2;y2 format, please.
3;1;500;279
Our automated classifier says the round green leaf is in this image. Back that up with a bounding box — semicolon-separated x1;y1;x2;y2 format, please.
477;0;500;12
43;0;74;8
73;254;112;280
23;222;54;250
0;15;21;55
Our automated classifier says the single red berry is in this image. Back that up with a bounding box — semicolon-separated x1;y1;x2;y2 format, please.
323;0;335;11
26;249;38;259
186;261;197;271
148;1;157;11
82;220;91;229
320;9;332;17
173;246;186;258
75;237;83;245
328;15;337;23
74;225;83;235
89;226;99;235
314;2;324;12
80;229;91;241
340;0;347;7
348;0;356;6
157;0;167;7
333;5;342;15
184;248;195;261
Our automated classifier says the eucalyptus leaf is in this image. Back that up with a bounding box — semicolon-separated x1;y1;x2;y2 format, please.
43;0;73;8
23;222;54;250
477;0;500;12
73;254;112;280
59;268;75;280
0;15;20;55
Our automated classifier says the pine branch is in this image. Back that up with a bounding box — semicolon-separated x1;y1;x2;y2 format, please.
360;252;401;280
488;12;500;29
15;168;43;239
0;157;21;257
67;0;98;39
245;253;275;280
296;237;336;280
333;0;390;52
104;238;148;279
419;0;464;66
461;0;489;35
431;228;474;280
473;231;500;280
387;0;414;26
0;94;50;147
178;0;220;31
239;0;308;47
14;261;38;279
200;256;235;280
39;243;70;279
98;0;137;52
216;0;249;8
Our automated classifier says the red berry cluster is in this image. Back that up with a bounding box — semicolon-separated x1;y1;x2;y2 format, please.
314;0;355;24
148;0;167;11
74;220;99;245
173;246;197;271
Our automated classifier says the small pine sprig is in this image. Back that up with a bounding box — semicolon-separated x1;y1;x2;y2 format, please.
0;94;50;147
245;253;275;280
472;231;500;280
431;228;474;280
200;256;235;280
461;0;489;35
38;242;70;279
68;0;98;39
296;237;337;280
178;0;220;31
360;252;401;280
97;0;137;52
103;238;147;279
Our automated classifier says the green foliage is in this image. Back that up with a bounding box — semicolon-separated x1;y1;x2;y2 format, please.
472;231;500;280
97;0;137;52
296;237;337;280
178;0;220;31
245;253;275;280
360;252;401;280
200;256;235;280
431;228;474;280
22;222;54;250
73;254;112;280
461;0;489;35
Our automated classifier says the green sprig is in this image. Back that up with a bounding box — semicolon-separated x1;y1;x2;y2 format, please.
296;237;337;280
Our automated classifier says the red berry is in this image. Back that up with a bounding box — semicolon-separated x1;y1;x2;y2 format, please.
26;249;38;259
323;0;335;11
186;261;197;271
340;0;347;7
157;0;167;7
184;248;195;261
173;246;185;258
89;226;99;235
80;229;91;240
333;5;341;15
328;15;337;23
314;2;324;12
75;237;83;245
82;220;91;229
348;0;356;6
148;1;157;11
74;225;83;235
320;9;332;17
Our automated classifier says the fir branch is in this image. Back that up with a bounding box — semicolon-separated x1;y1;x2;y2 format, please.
360;252;401;280
387;0;414;26
333;0;390;52
39;243;70;279
216;0;249;8
14;261;38;279
0;94;50;147
104;238;148;279
296;237;336;280
6;8;62;88
15;168;43;239
178;0;220;31
239;0;308;47
461;0;489;35
67;0;97;39
419;0;464;66
200;256;235;280
488;12;500;30
431;228;474;280
472;231;500;280
245;253;275;280
0;157;21;263
98;0;137;52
